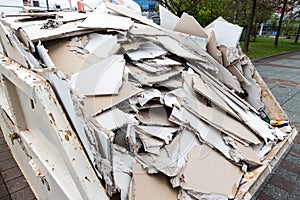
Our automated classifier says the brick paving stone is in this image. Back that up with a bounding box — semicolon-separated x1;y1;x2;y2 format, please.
0;195;12;200
10;187;36;200
290;147;300;158
279;160;300;174
275;162;299;183
0;184;9;198
0;143;9;153
1;166;23;182
6;176;28;194
262;184;289;199
285;154;300;165
269;174;295;192
256;192;273;200
0;151;12;162
0;158;17;172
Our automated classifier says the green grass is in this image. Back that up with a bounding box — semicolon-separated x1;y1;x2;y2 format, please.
240;37;300;60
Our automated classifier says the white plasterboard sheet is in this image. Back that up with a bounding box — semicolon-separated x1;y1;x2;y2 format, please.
134;62;171;74
0;22;27;67
105;3;160;29
204;16;227;37
169;88;261;145
136;88;162;106
214;21;243;47
84;33;120;58
215;89;275;143
135;125;177;144
113;145;137;200
36;41;55;69
170;106;232;159
174;12;208;38
159;5;180;30
129;23;166;36
126;41;167;61
227;65;251;85
136;129;201;177
192;74;240;119
241;79;264;110
127;64;182;86
130;163;178;200
181;145;244;198
78;8;133;30
84;82;143;116
137;132;164;155
71;55;124;96
94;108;135;131
206;30;223;64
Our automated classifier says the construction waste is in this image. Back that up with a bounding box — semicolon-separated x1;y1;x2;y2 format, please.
0;1;296;199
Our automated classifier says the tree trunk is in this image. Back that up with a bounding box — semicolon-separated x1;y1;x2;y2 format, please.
274;0;288;46
295;23;300;44
243;0;257;52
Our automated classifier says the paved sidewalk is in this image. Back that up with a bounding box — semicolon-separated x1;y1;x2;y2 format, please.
252;51;300;200
0;51;299;200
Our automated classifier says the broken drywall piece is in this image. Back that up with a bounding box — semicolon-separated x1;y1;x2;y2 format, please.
159;77;183;90
148;35;206;62
36;41;55;69
127;64;182;86
136;129;201;177
137;132;165;155
136;106;175;127
129;163;178;200
173;12;208;38
94;108;137;131
219;45;241;67
168;88;261;145
235;142;262;165
78;7;134;30
159;4;180;30
71;55;125;96
105;2;160;29
136;88;163;106
217;90;275;143
187;190;228;200
204;16;227;35
227;65;251;85
126;41;168;61
181;145;244;199
213;20;243;47
134;62;171;74
206;30;223;64
192;74;240;119
242;78;264;110
84;33;120;59
135;125;177;144
169;106;232;160
113;145;137;200
84;82;143;116
129;23;167;36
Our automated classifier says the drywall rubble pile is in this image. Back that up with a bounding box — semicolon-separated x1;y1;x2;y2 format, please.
0;2;293;200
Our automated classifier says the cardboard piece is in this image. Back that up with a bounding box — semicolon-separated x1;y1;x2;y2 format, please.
84;82;143;116
181;145;243;199
71;55;125;96
174;13;208;38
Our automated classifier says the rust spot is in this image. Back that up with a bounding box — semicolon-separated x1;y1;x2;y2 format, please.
65;135;69;141
49;113;56;126
9;133;19;145
45;160;48;163
65;130;72;136
85;176;91;182
72;158;75;161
